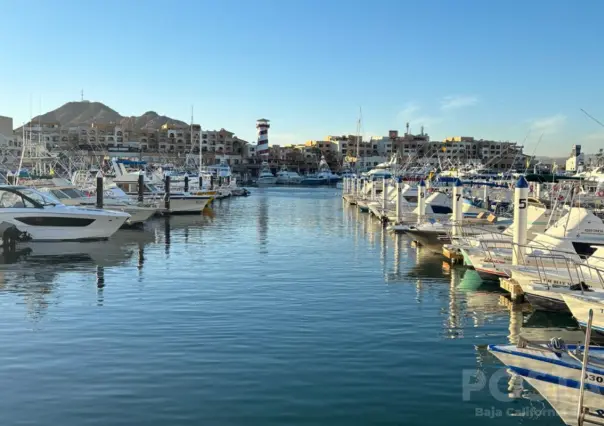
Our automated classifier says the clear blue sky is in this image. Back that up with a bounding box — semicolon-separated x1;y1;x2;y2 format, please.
1;0;603;156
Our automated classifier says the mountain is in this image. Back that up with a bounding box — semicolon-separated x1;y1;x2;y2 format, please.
23;101;188;131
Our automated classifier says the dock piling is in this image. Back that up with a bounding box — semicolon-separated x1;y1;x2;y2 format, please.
96;171;104;209
418;179;426;224
137;171;144;203
165;175;171;212
184;174;189;193
512;176;529;265
452;179;463;236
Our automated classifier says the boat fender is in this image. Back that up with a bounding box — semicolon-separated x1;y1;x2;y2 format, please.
569;281;592;292
549;337;565;351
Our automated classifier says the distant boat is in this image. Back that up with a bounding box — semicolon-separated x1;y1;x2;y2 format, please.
256;161;277;186
275;166;302;184
316;155;340;183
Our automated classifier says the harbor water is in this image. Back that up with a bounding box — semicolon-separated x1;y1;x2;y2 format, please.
0;187;577;425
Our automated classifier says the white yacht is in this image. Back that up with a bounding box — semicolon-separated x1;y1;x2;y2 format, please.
37;180;157;226
0;186;129;241
257;162;277;186
276;167;303;184
316;156;340;183
108;160;213;214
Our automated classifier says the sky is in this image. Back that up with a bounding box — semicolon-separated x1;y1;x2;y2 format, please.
1;0;603;156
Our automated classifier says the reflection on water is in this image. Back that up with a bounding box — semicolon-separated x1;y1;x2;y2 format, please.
0;189;586;426
258;192;268;253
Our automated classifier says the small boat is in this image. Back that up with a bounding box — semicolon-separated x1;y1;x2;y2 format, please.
489;311;604;425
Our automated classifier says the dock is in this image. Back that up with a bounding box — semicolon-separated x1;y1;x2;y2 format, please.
499;278;524;302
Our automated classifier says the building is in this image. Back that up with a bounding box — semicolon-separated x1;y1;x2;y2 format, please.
0;116;12;139
565;144;584;173
0;115;19;151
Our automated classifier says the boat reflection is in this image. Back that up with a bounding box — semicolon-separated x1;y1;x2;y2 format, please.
0;229;157;320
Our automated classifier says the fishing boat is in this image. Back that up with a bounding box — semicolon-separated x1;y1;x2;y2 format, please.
316;155;340;183
489;312;604;425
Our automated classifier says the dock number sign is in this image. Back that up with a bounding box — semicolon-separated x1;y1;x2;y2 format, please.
518;198;527;209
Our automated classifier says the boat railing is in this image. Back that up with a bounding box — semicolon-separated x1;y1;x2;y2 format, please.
447;222;507;247
515;249;604;291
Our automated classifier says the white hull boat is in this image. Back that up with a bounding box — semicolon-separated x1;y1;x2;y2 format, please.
489;340;604;426
0;186;129;241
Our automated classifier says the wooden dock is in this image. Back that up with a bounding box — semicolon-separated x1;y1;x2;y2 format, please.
499;277;524;302
442;245;464;263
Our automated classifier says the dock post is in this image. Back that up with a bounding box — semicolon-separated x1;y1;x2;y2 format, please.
96;171;104;209
417;179;426;224
199;175;203;191
396;177;402;223
382;179;388;217
165;175;171;213
371;177;377;201
184;174;189;193
512;176;529;265
483;184;489;210
452;178;463;236
210;175;214;190
6;172;13;185
137;171;144;203
534;182;541;200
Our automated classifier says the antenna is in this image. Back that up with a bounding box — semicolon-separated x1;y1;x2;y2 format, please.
81;89;84;101
406;122;410;135
580;108;604;128
420;125;424;136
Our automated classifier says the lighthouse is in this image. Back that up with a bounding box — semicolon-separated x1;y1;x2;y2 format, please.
256;118;270;158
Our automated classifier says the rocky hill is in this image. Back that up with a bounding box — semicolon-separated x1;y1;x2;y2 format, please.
23;101;188;130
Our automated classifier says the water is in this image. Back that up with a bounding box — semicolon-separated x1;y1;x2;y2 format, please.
0;187;581;425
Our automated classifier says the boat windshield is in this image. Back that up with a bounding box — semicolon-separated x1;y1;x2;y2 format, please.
0;188;59;208
20;188;60;206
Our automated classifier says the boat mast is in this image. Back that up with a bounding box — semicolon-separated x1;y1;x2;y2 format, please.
356;107;362;173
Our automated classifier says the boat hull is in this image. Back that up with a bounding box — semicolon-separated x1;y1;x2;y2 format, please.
257;177;277;186
489;344;604;426
168;197;211;214
0;208;129;241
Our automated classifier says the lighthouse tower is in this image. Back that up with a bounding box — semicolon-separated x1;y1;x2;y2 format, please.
256;118;270;158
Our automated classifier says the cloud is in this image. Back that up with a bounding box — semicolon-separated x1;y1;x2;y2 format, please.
529;114;566;134
398;102;420;118
440;95;479;110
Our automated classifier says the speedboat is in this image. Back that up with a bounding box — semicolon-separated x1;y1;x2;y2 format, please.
38;182;156;226
257;162;277;186
0;185;129;241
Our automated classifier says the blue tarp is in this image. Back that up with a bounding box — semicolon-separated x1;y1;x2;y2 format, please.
116;159;147;165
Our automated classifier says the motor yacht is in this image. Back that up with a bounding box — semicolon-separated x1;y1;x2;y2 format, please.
0;186;129;241
257;162;277;186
